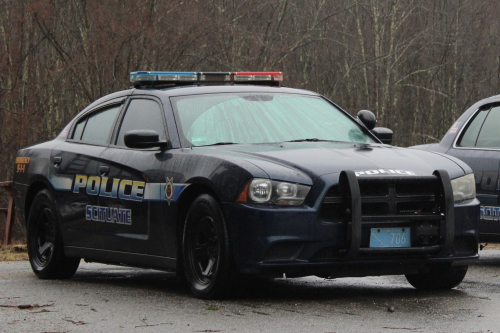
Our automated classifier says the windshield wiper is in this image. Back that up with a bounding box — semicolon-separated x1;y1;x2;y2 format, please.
198;142;237;146
285;138;330;142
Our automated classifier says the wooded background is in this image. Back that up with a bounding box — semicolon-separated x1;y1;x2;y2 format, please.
1;0;500;239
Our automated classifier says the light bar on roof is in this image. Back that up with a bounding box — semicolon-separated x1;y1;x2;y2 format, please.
199;72;232;82
130;71;283;86
157;73;197;81
233;72;283;82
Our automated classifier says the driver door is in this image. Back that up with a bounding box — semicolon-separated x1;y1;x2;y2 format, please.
97;97;170;255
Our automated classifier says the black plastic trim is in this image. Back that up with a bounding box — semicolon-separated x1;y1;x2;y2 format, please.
65;246;176;271
339;170;361;259
357;245;440;254
433;169;455;257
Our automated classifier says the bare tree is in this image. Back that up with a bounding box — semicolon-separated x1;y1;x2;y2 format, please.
1;0;500;239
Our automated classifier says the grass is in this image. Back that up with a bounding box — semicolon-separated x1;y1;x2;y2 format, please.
0;243;28;262
206;305;219;311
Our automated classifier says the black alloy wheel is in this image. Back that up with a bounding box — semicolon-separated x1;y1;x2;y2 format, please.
189;216;219;285
31;206;56;268
27;189;80;279
183;194;234;299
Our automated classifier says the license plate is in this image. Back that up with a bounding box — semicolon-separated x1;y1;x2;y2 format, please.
369;227;410;248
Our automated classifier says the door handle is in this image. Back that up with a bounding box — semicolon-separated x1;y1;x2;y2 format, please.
99;166;110;176
53;156;62;167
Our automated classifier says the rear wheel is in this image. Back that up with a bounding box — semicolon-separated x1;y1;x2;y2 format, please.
182;194;234;299
405;266;468;290
27;189;80;279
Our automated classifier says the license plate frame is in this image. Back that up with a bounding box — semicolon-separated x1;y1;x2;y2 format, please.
369;227;411;248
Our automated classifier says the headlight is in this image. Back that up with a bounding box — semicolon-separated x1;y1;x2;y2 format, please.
451;173;476;202
249;179;272;202
237;178;311;205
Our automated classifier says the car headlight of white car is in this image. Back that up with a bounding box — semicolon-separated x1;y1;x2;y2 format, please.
451;173;476;202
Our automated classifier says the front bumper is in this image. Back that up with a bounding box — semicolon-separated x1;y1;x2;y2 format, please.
224;170;479;278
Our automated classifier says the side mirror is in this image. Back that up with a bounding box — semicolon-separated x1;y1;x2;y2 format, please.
357;110;376;130
372;127;393;144
124;130;170;149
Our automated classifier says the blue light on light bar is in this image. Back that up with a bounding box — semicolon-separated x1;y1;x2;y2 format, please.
130;71;198;82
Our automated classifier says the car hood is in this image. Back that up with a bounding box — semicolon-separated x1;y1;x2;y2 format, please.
409;143;438;151
194;142;468;185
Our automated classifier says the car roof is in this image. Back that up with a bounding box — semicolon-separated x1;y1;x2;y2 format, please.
77;84;322;121
478;94;500;104
83;89;133;112
135;84;320;97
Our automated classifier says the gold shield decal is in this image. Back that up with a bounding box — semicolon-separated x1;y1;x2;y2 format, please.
164;177;175;205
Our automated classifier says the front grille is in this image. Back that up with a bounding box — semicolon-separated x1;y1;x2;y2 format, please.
362;202;389;215
397;201;437;215
318;175;446;257
320;177;443;222
359;182;389;197
318;202;344;222
395;181;437;196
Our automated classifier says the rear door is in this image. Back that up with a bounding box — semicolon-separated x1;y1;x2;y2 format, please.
446;104;500;242
97;97;170;255
53;99;125;248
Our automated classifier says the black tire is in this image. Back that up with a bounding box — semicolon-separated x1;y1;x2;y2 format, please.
182;194;234;299
405;266;468;290
175;248;189;290
27;189;80;279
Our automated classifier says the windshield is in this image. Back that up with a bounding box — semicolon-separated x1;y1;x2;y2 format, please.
171;93;376;147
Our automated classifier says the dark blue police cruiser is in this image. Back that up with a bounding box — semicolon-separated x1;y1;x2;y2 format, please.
412;94;500;244
13;71;479;299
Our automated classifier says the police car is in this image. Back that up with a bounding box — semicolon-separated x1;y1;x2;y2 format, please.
412;94;500;244
13;71;479;299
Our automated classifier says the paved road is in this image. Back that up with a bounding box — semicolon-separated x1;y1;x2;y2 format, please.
1;250;500;333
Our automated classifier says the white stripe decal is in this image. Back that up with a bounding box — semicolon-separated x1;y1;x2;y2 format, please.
143;183;190;202
48;169;74;191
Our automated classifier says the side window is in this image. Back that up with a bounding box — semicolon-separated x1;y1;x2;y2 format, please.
72;104;121;144
116;99;166;146
72;120;86;141
476;106;500;148
458;109;489;147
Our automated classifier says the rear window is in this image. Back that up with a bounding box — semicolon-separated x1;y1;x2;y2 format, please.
72;105;121;145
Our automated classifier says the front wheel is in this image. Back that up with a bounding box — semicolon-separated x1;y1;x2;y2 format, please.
27;189;80;279
405;266;468;290
182;194;234;299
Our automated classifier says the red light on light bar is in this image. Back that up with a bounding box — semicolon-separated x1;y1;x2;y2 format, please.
233;72;283;81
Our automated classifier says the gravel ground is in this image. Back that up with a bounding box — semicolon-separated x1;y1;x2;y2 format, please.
1;250;500;332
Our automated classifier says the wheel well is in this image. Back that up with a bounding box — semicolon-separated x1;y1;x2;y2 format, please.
175;184;220;261
24;181;48;225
